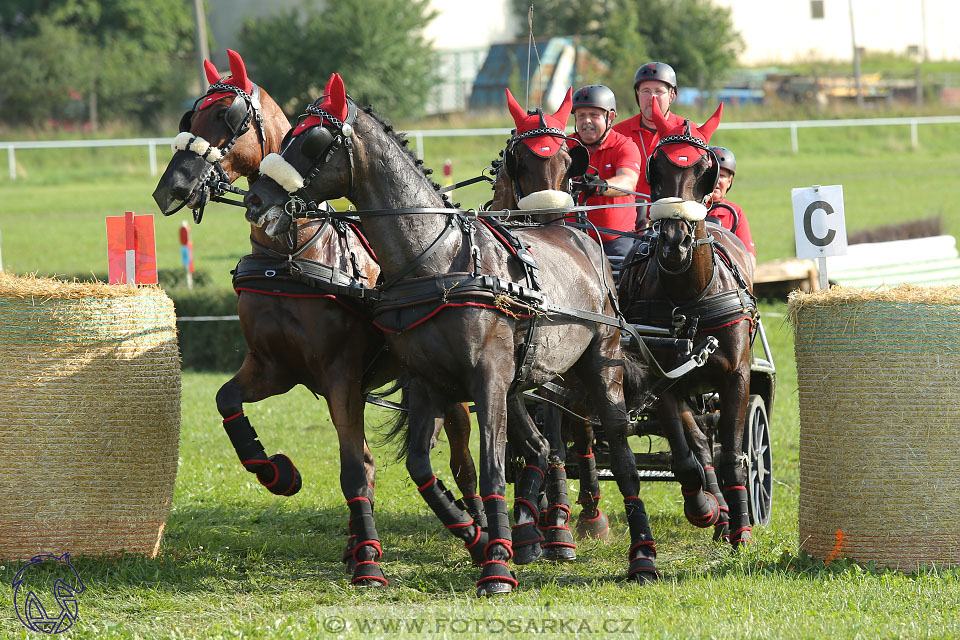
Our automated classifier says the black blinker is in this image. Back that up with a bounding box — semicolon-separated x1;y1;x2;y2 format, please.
300;126;335;160
224;97;248;133
504;145;518;179
567;144;589;178
178;110;194;133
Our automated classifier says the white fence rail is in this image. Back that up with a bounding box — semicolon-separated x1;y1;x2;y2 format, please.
3;115;960;181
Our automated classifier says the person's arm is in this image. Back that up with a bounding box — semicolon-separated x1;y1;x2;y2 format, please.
599;167;639;196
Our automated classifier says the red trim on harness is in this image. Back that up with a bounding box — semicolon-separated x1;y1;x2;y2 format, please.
347;222;378;262
698;315;754;333
478;218;535;260
372;301;533;334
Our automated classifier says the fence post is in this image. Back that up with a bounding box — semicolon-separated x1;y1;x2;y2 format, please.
148;141;158;176
7;147;15;181
790;123;799;154
414;132;424;160
910;119;919;150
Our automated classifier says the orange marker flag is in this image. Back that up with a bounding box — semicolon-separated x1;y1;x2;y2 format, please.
106;212;158;285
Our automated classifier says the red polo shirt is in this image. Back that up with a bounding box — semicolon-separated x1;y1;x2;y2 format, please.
708;199;756;256
612;111;685;202
573;130;643;243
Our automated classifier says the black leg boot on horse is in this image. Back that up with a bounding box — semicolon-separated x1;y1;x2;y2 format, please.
573;429;611;540
683;411;731;541
535;404;576;560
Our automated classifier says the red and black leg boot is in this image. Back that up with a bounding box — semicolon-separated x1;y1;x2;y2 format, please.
541;462;576;561
417;476;487;566
512;465;545;565
477;496;516;597
625;496;661;584
574;451;610;540
719;452;752;549
459;494;487;530
346;496;387;586
222;412;301;496
703;465;730;542
674;450;720;528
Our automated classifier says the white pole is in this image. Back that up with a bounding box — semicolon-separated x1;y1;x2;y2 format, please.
790;123;799;153
149;141;157;176
7;147;15;181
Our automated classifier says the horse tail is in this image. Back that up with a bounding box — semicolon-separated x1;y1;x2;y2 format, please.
380;376;412;461
621;348;650;411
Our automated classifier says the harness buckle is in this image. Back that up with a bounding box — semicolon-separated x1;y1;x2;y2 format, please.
284;196;307;217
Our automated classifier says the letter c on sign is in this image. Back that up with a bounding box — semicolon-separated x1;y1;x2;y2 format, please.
803;200;836;247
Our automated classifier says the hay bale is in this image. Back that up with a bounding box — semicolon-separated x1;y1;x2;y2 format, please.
0;273;181;559
789;284;960;570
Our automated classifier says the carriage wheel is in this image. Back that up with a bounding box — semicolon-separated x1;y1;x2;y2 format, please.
742;395;772;526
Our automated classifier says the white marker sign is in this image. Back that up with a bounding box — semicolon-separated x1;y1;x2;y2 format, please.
792;185;847;259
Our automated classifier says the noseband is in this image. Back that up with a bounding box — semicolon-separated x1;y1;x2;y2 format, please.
652;218;716;276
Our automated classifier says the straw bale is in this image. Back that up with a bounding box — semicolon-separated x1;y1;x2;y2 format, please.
789;284;960;570
0;274;181;560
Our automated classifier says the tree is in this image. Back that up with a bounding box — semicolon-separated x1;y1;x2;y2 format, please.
239;0;437;119
0;0;196;127
513;0;743;105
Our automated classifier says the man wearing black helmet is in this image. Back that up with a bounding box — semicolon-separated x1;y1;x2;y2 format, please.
613;62;684;211
706;145;756;265
569;84;643;257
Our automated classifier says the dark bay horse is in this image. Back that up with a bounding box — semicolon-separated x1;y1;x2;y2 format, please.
245;74;658;595
487;90;613;561
152;56;481;586
618;100;759;549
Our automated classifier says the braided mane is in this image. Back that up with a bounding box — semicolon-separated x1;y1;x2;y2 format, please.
361;106;454;207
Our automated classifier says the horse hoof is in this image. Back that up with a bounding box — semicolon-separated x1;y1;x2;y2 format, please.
712;522;730;543
513;542;542;565
730;527;753;550
575;510;610;540
542;544;576;561
683;491;721;528
476;581;513;597
350;562;388;587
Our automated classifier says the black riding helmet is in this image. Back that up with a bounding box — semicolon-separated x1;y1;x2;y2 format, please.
709;145;736;193
633;62;677;106
572;85;617;144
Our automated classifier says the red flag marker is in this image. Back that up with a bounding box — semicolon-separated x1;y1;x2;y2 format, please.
107;212;158;285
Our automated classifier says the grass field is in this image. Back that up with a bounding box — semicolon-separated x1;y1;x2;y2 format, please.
1;121;959;638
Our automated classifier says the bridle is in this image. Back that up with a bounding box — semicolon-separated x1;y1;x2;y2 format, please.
172;81;266;223
502;109;588;204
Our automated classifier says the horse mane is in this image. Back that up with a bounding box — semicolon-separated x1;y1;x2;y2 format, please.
360;105;455;207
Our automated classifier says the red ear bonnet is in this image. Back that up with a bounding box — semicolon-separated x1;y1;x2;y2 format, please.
199;49;253;110
505;87;572;157
651;100;724;167
293;73;350;136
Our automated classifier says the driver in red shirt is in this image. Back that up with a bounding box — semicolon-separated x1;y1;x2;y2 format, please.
706;145;756;265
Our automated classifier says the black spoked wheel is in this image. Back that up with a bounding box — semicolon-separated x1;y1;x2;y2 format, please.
742;394;772;526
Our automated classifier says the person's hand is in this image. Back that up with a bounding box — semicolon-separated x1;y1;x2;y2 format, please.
572;173;608;197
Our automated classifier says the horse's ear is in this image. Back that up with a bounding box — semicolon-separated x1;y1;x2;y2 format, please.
552;87;573;125
699;102;724;142
650;97;670;136
323;73;335;96
505;88;526;128
328;73;347;118
203;60;220;86
227;49;252;93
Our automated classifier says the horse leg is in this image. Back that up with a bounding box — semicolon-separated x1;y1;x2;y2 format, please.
473;382;521;597
659;394;720;529
715;373;752;550
406;383;488;569
325;380;387;586
540;404;577;560
574;346;659;583
507;396;548;565
572;422;610;541
443;402;486;529
216;354;301;496
682;410;730;542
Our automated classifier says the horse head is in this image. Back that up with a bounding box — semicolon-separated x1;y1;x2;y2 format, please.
646;100;723;273
245;73;357;238
495;88;587;217
153;49;290;220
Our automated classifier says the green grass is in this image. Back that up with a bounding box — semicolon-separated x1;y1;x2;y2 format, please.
1;124;959;638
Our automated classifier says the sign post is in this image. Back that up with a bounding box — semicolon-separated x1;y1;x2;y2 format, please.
179;221;195;289
106;212;158;285
791;185;848;290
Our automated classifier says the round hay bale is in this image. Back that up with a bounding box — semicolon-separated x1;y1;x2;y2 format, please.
789;285;960;570
0;273;181;560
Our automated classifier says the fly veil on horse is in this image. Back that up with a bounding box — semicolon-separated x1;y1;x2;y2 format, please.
618;99;759;548
245;75;661;594
152;55;482;587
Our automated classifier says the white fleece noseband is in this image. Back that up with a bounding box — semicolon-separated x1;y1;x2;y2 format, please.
517;189;574;211
648;197;707;222
259;153;306;193
171;131;223;163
